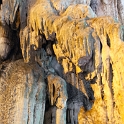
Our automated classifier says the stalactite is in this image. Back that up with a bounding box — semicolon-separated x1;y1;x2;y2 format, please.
1;0;124;124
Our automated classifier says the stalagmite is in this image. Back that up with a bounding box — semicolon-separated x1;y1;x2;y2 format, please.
47;74;68;124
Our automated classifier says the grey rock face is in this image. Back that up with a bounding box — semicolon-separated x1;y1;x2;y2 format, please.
50;57;64;77
65;72;94;124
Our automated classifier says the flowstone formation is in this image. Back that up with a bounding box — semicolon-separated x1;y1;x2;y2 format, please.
0;60;46;124
0;0;124;124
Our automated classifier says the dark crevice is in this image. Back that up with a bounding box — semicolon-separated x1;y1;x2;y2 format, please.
7;29;23;61
41;32;56;56
101;85;104;100
106;34;111;47
53;84;55;97
100;68;104;100
109;63;113;85
109;63;114;100
0;0;2;5
99;39;102;53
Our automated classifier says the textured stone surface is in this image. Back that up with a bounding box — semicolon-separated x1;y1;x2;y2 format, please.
0;0;124;124
21;1;124;123
0;60;46;124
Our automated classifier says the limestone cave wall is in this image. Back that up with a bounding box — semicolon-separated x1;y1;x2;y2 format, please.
0;0;124;124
